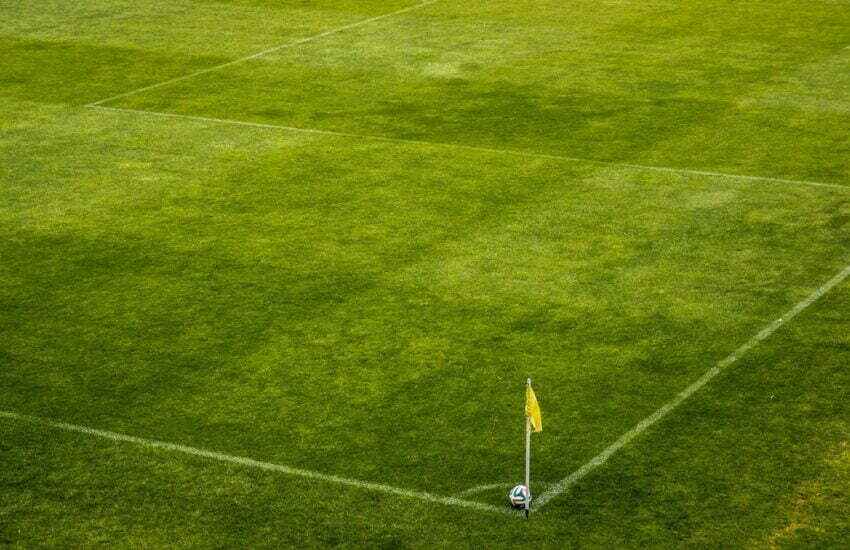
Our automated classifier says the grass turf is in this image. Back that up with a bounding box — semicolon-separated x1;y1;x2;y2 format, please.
1;0;848;547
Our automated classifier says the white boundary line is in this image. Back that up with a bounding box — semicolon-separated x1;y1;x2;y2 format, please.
534;262;850;510
0;410;506;515
87;0;441;107
90;105;850;193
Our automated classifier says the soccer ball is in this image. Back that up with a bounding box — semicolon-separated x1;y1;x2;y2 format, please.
508;484;530;508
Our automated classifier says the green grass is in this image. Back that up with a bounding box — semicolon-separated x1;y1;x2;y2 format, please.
1;0;848;547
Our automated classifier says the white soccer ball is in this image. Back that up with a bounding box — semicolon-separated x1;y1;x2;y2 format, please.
508;484;530;508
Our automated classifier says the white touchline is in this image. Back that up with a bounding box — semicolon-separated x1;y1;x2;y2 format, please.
89;105;850;193
534;262;850;510
86;0;441;107
0;410;506;515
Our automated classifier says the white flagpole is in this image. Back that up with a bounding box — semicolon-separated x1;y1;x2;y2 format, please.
525;378;532;518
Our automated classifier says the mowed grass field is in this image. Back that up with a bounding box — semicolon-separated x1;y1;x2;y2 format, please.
1;0;849;546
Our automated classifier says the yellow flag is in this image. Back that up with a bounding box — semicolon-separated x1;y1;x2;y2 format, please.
526;384;542;432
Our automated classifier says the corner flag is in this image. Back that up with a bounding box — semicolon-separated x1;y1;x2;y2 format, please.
523;378;542;518
526;382;542;433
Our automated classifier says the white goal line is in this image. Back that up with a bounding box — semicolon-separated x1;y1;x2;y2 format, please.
0;410;506;515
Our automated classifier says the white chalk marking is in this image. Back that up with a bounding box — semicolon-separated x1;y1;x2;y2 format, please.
87;0;441;107
0;410;505;515
90;105;850;193
534;262;850;510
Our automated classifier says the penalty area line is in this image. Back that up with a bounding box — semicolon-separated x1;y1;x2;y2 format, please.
86;0;441;107
534;262;850;510
0;410;507;516
88;105;850;193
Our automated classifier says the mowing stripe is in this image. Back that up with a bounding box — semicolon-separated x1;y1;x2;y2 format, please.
534;262;850;510
89;105;850;193
87;0;440;107
0;410;505;515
